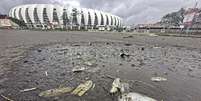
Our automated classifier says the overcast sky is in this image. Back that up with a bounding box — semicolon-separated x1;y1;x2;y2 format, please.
0;0;200;25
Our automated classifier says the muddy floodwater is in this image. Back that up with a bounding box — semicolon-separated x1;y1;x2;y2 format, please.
0;30;201;101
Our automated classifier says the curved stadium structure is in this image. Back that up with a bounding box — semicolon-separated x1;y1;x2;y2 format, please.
9;4;123;30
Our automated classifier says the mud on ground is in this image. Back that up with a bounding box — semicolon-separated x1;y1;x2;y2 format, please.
1;30;201;101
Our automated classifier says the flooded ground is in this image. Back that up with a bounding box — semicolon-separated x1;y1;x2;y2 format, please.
0;30;201;101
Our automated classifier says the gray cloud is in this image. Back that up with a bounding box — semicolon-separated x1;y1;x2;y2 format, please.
0;0;200;25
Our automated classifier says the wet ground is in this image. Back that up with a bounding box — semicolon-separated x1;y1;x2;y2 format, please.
1;30;201;101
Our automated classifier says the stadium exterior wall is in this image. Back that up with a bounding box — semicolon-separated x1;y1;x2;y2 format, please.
9;4;123;30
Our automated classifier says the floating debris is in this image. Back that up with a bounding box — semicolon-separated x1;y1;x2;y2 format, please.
92;84;96;90
72;44;81;46
45;71;48;76
83;59;97;67
153;47;161;49
131;64;136;67
1;94;14;101
89;42;92;46
56;47;68;52
84;61;93;66
37;49;42;53
119;92;157;101
124;43;132;46
120;53;130;59
123;35;133;38
141;47;145;51
72;66;87;73
87;67;100;73
151;77;167;82
106;42;110;45
120;83;130;94
71;80;93;96
148;34;158;37
23;60;28;63
110;78;121;94
39;87;73;97
110;78;129;94
20;87;37;92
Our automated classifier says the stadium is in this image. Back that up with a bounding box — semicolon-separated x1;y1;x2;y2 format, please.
8;4;123;31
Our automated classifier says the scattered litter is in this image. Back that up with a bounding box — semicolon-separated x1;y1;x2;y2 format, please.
120;53;130;59
87;67;100;73
89;42;92;46
83;59;97;67
164;72;168;75
20;87;37;92
188;68;193;72
106;42;110;45
124;43;132;46
104;74;115;79
120;83;130;94
118;92;157;101
92;84;96;90
72;44;80;46
110;78;129;94
84;61;93;66
72;66;86;73
1;94;14;101
56;47;68;52
45;71;48;76
148;34;158;37
110;78;121;94
23;60;28;63
71;80;93;96
39;87;73;97
37;49;42;53
123;35;133;38
153;47;161;49
131;64;136;67
151;77;167;82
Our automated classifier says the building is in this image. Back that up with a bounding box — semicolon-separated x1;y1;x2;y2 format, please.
181;8;201;29
9;4;123;30
0;15;8;19
0;15;10;29
183;8;200;27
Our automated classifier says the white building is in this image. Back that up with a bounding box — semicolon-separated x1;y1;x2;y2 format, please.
9;4;123;30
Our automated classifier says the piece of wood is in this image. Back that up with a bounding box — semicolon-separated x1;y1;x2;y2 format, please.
1;95;14;101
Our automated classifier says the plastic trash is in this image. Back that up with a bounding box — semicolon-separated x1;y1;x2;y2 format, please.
0;95;14;101
120;83;130;94
39;87;73;97
110;78;121;93
119;92;157;101
110;78;129;94
83;58;97;67
149;34;158;37
72;66;86;72
151;77;167;82
71;80;93;96
20;87;37;92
